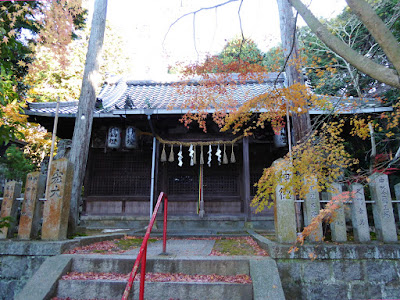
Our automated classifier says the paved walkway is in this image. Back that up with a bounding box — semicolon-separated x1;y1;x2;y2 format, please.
123;239;215;257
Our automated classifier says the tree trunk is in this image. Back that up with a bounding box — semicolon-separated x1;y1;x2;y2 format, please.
68;0;107;233
277;0;311;144
346;0;400;74
288;0;400;89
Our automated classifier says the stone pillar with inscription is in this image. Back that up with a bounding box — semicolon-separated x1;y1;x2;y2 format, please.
328;183;347;242
369;173;397;242
0;181;22;239
18;172;45;239
42;158;73;240
350;183;370;242
304;176;323;242
394;183;400;224
274;159;297;243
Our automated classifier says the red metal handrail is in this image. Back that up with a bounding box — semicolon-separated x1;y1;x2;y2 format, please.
122;192;168;300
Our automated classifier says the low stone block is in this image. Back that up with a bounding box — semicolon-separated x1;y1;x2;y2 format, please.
0;280;18;300
351;282;383;299
364;260;398;282
303;283;348;300
0;255;28;279
302;261;331;282
277;260;302;282
385;278;400;299
332;261;362;281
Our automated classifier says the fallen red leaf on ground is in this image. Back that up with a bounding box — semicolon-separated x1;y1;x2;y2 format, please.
61;271;252;284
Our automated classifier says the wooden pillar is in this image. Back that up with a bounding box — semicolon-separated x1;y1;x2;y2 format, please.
161;156;168;195
199;164;205;218
242;137;251;221
154;139;160;203
69;0;107;233
149;137;157;218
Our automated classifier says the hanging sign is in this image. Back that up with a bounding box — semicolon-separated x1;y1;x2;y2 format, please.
273;128;288;148
125;126;138;149
107;127;121;149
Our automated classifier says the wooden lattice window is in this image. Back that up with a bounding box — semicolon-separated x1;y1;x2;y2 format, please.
86;149;151;196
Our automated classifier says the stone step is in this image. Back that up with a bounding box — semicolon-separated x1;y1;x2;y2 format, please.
81;215;274;231
70;255;250;275
57;278;253;300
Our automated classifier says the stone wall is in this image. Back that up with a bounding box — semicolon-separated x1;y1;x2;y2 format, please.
277;258;400;299
0;234;125;300
250;230;400;300
0;254;47;299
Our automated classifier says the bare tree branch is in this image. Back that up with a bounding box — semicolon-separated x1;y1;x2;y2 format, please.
288;0;400;88
163;0;240;50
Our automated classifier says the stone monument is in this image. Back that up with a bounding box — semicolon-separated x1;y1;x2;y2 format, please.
394;183;400;224
303;177;323;242
369;173;397;242
273;159;297;243
0;181;21;238
18;172;45;239
41;158;73;240
328;183;347;242
350;183;370;242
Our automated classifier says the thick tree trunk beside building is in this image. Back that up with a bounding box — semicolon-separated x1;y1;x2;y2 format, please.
277;0;311;143
68;0;107;233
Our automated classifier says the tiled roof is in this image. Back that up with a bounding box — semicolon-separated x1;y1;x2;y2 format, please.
24;73;392;118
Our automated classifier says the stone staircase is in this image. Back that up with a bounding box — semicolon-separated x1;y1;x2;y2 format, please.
15;254;285;300
59;256;252;300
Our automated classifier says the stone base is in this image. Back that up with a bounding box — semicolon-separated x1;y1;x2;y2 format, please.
80;215;275;232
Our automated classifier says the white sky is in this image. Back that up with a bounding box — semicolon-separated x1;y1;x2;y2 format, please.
103;0;347;78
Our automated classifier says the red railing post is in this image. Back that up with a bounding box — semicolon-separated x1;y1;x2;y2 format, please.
122;192;168;300
163;195;168;254
139;244;147;300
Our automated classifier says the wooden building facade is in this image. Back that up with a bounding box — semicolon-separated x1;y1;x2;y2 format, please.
25;73;393;221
